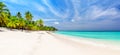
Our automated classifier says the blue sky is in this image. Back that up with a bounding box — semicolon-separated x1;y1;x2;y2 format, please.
1;0;120;31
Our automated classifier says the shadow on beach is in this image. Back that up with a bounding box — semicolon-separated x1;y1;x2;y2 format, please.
0;30;4;32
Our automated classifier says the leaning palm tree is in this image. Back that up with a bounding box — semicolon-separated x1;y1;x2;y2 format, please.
0;2;9;15
0;12;9;26
0;2;7;12
25;11;33;21
0;2;10;27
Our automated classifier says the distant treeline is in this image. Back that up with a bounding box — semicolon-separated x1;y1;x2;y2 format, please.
0;2;57;31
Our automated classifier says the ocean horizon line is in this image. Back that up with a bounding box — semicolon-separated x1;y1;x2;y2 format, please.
57;30;120;32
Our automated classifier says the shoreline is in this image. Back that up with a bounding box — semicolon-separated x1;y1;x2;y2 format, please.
49;32;120;50
0;29;120;55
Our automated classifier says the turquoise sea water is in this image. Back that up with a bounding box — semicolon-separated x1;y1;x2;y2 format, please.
56;31;120;40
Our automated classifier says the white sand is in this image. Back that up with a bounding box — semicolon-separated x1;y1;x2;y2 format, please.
0;28;120;55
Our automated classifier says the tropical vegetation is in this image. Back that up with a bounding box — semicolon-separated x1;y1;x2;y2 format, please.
0;2;57;31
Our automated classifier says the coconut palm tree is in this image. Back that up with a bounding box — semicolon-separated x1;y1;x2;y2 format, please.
0;2;7;12
0;2;10;27
7;21;16;29
25;11;33;21
0;12;9;26
7;16;18;29
36;19;44;26
18;18;26;30
16;12;22;18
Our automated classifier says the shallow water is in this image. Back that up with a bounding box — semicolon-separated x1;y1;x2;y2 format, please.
56;31;120;47
56;31;120;41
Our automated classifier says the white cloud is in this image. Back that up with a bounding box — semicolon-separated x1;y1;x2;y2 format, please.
54;22;59;25
71;19;75;22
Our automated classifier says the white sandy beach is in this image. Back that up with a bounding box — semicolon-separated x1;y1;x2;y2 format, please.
0;28;120;55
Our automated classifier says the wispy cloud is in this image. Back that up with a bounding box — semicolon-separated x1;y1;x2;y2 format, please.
3;0;27;5
71;0;81;22
33;3;46;13
54;22;59;25
85;6;120;20
42;0;70;19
